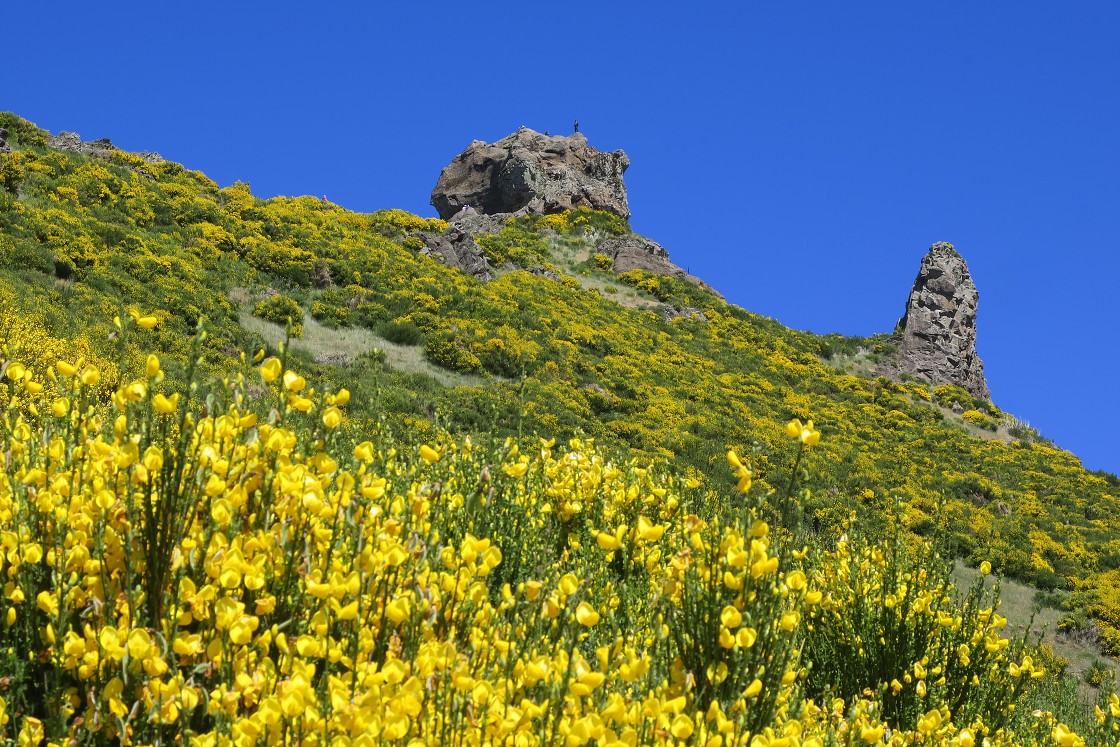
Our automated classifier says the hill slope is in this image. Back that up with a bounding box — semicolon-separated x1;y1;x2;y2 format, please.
2;112;1118;649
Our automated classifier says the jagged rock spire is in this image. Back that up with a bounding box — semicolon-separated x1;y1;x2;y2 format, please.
895;242;990;401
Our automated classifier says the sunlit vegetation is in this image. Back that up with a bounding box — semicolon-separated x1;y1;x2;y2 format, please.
2;111;1120;743
0;346;1115;745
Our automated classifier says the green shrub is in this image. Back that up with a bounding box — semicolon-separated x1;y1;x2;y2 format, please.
962;408;997;430
252;293;304;337
0;112;49;148
1085;660;1112;687
376;319;423;346
590;253;614;271
425;336;482;373
310;300;351;327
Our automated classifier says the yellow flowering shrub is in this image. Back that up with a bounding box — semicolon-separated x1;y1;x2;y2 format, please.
3;110;1120;677
0;344;1105;746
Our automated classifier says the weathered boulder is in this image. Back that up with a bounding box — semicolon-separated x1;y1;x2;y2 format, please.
598;235;723;299
892;242;990;400
431;128;630;220
416;229;494;282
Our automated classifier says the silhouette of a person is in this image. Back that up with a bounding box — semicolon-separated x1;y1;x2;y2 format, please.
573;119;579;133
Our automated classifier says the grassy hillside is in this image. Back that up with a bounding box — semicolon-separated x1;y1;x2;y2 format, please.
1;112;1119;743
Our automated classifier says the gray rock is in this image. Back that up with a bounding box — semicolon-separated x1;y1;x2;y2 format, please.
447;207;510;236
528;265;562;282
598;234;722;298
0;127;9;154
46;131;162;163
891;242;990;400
431;127;630;220
659;304;707;322
416;230;494;282
48;132;116;158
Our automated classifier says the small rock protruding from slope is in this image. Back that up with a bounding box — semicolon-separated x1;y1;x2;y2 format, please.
598;234;723;299
659;304;707;322
893;242;990;401
0;128;10;154
416;228;494;282
47;131;163;163
431;127;630;220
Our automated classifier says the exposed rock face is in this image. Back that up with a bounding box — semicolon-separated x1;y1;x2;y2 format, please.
416;227;494;282
894;242;990;400
431;128;630;220
49;132;116;158
598;235;723;299
0;127;10;154
47;131;163;163
447;208;508;236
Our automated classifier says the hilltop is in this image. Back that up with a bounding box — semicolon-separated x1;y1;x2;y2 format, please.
2;112;1120;744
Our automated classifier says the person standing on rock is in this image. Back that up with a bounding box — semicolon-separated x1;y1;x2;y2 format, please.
573;119;579;133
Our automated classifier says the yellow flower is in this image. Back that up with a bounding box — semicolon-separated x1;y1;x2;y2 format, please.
260;357;282;383
36;590;58;616
51;397;70;418
596;530;621;551
860;725;885;744
136;315;159;329
744;678;763;698
575;602;600;627
786;418;821;445
282;370;306;391
980;560;992;575
322;406;342;429
720;605;742;629
420;444;441;463
4;362;25;381
670;714;694;740
728;449;753;492
79;364;100;386
636;516;665;542
153;393;179;414
354;441;374;462
1052;724;1081;747
146;354;161;380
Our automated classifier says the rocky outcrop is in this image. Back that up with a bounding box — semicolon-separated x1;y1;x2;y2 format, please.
0;128;10;154
416;227;494;282
659;304;707;322
431;128;630;220
598;235;723;299
447;208;509;236
47;131;163;163
892;242;990;400
427;129;718;298
528;265;562;282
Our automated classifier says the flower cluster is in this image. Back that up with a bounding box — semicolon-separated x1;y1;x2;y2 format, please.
0;346;1103;746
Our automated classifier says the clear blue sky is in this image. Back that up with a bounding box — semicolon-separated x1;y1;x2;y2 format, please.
6;2;1119;475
